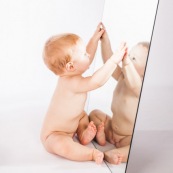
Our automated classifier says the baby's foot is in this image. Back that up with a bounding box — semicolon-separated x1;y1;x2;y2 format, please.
80;121;97;145
104;150;123;165
96;122;106;146
92;149;104;164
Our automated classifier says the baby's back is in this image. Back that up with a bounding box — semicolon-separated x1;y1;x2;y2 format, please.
41;78;87;141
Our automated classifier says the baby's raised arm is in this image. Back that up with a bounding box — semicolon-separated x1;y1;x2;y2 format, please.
86;23;105;64
69;43;127;93
101;24;113;62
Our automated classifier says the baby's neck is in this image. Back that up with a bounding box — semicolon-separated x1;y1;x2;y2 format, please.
59;72;82;78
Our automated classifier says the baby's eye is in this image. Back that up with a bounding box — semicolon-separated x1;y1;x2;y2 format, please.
132;57;136;61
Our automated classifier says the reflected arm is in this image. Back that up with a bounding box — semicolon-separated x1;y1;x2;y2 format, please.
122;57;142;97
101;34;122;81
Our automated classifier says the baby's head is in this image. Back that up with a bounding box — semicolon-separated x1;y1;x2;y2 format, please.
128;42;149;77
43;33;90;75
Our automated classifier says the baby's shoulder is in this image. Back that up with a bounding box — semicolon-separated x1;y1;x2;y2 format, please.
59;75;83;89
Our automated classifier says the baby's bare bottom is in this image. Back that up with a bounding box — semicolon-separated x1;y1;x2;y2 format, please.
89;109;131;164
41;112;103;163
42;132;103;163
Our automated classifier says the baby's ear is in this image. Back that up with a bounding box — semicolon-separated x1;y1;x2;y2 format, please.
66;62;75;72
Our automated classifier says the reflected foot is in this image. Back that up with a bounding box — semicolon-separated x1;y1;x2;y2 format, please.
80;121;97;145
93;149;104;164
104;149;124;165
96;122;106;146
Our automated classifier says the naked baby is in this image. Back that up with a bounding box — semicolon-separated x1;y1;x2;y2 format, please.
40;23;127;164
89;25;149;164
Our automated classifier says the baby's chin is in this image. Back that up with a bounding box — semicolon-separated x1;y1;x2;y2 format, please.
136;68;145;77
139;71;145;78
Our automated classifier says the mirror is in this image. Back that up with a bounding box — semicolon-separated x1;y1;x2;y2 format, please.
125;1;173;172
88;0;159;172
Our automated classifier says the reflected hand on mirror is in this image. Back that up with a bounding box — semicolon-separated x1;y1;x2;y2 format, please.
92;22;105;42
100;22;109;41
110;42;128;64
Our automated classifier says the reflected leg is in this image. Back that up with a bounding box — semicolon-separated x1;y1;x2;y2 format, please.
104;145;130;164
89;109;110;146
77;112;97;145
116;135;132;148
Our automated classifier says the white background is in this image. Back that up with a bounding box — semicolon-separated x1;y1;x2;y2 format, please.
0;0;104;112
0;0;162;131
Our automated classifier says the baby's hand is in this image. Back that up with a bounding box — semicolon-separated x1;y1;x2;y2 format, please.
92;22;105;42
110;43;128;64
100;23;109;42
122;51;131;65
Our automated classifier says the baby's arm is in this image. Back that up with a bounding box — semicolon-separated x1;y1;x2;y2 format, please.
86;23;105;64
101;24;122;81
122;56;142;97
69;43;127;93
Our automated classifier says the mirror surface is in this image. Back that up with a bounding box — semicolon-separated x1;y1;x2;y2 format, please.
88;0;158;172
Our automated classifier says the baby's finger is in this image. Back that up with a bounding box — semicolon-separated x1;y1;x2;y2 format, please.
122;46;128;52
99;28;105;35
95;29;105;40
123;49;128;59
117;42;126;51
96;22;104;31
119;47;128;58
100;22;106;29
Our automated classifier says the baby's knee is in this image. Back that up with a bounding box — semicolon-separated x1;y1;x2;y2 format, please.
117;136;132;148
89;110;108;124
44;135;70;156
89;109;102;119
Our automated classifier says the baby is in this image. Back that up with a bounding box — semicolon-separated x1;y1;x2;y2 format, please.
40;23;127;164
89;25;149;164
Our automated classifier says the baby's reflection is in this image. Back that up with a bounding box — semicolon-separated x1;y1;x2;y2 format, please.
89;23;149;165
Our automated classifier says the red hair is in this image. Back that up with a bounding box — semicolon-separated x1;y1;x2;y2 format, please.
43;33;80;75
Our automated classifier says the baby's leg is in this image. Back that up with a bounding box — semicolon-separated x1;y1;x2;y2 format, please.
89;109;109;146
116;135;132;148
43;132;104;164
77;112;97;145
104;145;130;164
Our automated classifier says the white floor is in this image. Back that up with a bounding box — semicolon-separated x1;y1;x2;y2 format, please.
1;86;172;173
0;101;126;173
